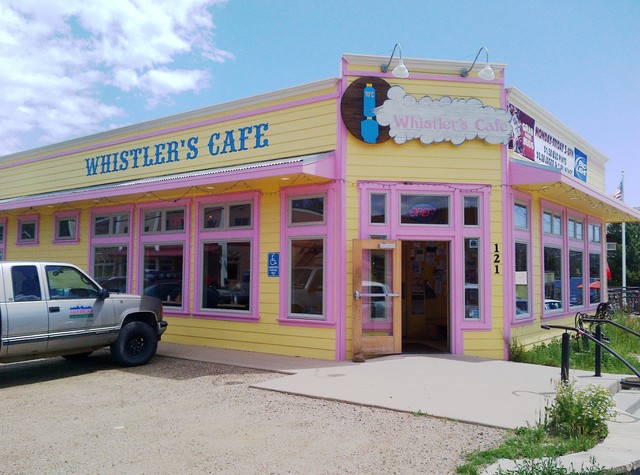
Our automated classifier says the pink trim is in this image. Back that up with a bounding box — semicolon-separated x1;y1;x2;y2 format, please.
53;209;80;244
192;191;260;320
279;182;336;327
0;154;337;212
510;192;534;327
138;199;192;316
0;92;339;171
16;214;39;246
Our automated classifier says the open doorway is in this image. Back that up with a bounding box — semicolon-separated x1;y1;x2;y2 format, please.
401;241;450;353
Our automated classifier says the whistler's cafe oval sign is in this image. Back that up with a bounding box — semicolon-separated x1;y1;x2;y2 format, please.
340;77;512;146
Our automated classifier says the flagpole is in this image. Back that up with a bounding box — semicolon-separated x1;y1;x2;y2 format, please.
622;170;626;289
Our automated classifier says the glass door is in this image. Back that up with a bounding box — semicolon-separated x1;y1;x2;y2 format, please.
352;239;402;357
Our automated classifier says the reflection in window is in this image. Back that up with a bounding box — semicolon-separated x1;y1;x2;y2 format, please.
569;250;584;307
544;246;562;310
590;253;602;304
46;265;99;300
12;265;42;301
143;244;183;307
464;238;480;320
515;242;529;318
93;212;129;236
203;203;252;230
400;195;449;225
143;208;184;233
290;239;324;317
515;203;528;229
18;217;38;244
290;197;325;224
370;193;387;224
464;196;479;226
93;246;128;293
201;241;251;311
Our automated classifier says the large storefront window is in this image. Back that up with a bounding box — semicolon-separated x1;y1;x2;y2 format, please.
544;246;563;312
589;253;602;304
515;242;529;318
91;208;131;293
464;237;480;320
290;238;324;317
569;250;584;307
202;241;251;311
143;244;184;306
400;195;449;225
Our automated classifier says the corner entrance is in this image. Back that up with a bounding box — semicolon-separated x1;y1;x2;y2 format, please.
401;241;450;353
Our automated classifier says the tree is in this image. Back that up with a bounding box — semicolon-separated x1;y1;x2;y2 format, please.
607;222;640;287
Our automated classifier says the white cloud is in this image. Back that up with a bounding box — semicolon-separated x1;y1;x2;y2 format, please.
0;0;232;156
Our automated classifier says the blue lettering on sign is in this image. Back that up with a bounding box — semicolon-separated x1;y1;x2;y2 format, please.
84;122;269;176
268;252;280;277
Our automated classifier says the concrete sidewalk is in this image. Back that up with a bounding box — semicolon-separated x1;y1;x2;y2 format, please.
157;342;640;473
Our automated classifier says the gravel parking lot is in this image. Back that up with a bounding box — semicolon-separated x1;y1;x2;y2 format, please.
0;351;506;474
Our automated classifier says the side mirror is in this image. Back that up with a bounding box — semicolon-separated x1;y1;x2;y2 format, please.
98;288;110;300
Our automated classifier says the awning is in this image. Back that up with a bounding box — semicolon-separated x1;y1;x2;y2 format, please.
0;152;336;211
509;159;640;222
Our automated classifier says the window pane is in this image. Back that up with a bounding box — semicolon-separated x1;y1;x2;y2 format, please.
46;265;99;300
290;239;324;316
544;247;562;310
203;206;224;229
576;221;583;241
57;218;76;239
12;265;42;301
20;221;36;242
515;242;529;317
590;253;601;304
202;241;251;310
553;215;562;235
464;238;480;319
229;204;251;227
515;204;528;229
93;246;128;293
0;223;5;243
400;195;449;225
165;210;184;231
370;193;386;224
568;219;575;239
464;197;479;226
143;244;183;306
144;211;162;233
569;250;584;307
543;212;552;234
291;197;325;224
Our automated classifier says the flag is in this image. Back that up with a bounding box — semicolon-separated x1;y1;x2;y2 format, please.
612;181;623;201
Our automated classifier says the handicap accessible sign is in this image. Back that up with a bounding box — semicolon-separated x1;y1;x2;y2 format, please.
268;252;280;277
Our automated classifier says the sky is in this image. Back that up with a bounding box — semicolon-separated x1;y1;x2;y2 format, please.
1;0;639;205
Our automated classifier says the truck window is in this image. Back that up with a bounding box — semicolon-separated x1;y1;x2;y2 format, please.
12;265;42;301
46;265;99;299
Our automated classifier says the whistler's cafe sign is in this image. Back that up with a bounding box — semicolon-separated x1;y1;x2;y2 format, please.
340;77;512;146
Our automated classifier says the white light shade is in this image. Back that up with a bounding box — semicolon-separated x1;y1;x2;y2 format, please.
392;59;409;78
478;64;495;80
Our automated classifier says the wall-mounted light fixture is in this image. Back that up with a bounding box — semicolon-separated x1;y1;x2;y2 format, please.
380;43;409;78
460;46;495;80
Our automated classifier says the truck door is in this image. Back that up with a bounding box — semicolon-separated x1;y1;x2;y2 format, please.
3;264;49;356
44;264;117;352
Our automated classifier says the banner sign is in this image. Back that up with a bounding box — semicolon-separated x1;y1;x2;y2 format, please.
509;103;587;182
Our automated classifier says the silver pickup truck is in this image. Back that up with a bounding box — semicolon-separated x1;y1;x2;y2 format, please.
0;261;167;367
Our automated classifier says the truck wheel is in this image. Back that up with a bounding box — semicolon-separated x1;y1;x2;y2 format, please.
110;322;158;367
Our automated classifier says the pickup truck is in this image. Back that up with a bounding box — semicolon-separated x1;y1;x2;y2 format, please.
0;261;167;367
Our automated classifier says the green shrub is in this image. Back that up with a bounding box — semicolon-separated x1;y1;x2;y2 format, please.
544;381;616;440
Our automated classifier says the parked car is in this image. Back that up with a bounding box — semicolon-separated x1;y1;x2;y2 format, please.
1;261;167;367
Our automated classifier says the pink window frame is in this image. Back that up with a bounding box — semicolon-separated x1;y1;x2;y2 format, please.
540;200;566;319
53;209;80;244
567;211;587;313
586;217;604;310
279;182;336;327
193;191;260;321
89;205;134;293
138;199;191;316
16;214;39;246
512;192;533;325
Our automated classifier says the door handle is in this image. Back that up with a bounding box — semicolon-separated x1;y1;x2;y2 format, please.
49;307;60;313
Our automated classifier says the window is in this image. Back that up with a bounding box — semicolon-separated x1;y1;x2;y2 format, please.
91;208;131;293
568;218;584;241
143;244;184;306
464;238;480;320
370;193;387;224
544;246;563;312
17;215;39;245
515;203;528;229
543;211;562;235
290;196;325;224
515;242;529;318
143;207;185;233
589;253;602;304
400;194;449;225
197;194;257;316
0;218;5;260
11;265;41;301
464;196;479;226
46;265;100;300
290;238;324;316
569;250;584;307
54;210;79;243
93;212;129;236
589;223;602;243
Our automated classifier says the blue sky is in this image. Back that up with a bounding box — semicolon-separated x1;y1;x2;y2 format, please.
2;0;639;205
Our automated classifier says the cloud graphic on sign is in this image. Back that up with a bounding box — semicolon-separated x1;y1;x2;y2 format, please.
373;85;512;146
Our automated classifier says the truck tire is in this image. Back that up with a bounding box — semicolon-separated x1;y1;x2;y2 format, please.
110;322;158;367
